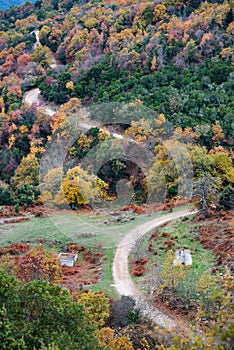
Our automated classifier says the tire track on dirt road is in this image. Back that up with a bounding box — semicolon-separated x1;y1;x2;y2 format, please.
113;208;197;329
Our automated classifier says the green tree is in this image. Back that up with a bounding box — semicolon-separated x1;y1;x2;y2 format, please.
0;269;103;350
0;184;14;205
0;307;26;350
219;185;234;210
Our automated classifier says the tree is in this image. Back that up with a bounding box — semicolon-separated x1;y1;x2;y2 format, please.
156;250;186;307
98;327;134;350
189;145;213;178
151;55;157;71
125;118;152;143
17;54;31;67
58;166;109;209
40;167;63;203
16;246;62;284
15;184;39;206
13;154;39;189
166;270;234;350
210;152;234;187
0;307;26;350
18;280;103;349
219;185;234;210
31;46;53;68
193;174;220;219
0;267;20;310
108;296;140;328
98;327;115;347
144;158;167;203
0;184;14;205
78;292;110;328
212;121;224;146
0;269;103;350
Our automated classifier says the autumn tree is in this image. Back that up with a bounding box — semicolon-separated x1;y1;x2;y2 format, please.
156;250;186;307
17;246;62;284
98;327;134;350
31;46;54;68
13;154;39;189
212;121;224;146
40;166;63;203
167;270;234;350
209;152;234;188
78;291;110;328
57;166;109;209
17;53;31;67
125;118;152;143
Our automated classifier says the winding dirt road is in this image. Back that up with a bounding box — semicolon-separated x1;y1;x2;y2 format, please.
23;79;196;330
24;88;57;117
24;88;124;138
113;208;197;329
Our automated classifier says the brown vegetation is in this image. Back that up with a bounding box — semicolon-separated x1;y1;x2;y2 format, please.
131;257;148;277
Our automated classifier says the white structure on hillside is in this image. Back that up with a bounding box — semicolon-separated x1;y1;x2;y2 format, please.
58;252;78;267
173;249;192;266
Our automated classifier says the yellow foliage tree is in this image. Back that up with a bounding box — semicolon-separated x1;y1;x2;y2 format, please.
57;166;109;208
109;336;134;350
77;133;93;153
157;250;186;306
41;167;63;203
31;46;54;68
151;55;157;71
13;154;39;188
78;292;110;328
125;118;152;142
98;327;134;350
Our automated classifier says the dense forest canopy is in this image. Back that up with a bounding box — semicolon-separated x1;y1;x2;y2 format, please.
0;0;233;209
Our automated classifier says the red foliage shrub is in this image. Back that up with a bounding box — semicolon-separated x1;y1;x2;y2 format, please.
162;231;169;237
164;239;175;247
131;257;148;277
0;243;30;256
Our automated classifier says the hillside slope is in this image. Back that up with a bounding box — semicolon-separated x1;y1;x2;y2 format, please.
0;0;233;209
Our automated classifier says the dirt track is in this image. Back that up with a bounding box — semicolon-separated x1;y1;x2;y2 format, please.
24;88;125;139
113;208;197;328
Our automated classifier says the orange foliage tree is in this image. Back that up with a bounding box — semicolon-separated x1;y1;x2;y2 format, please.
16;247;62;284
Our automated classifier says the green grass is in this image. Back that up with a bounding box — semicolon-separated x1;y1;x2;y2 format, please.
0;208;174;297
151;219;213;272
89;248;119;298
130;216;216;296
0;209;171;248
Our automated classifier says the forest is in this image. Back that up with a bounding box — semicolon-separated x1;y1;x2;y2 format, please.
0;0;233;349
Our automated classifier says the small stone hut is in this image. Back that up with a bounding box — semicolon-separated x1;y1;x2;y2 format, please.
173;249;192;266
58;252;78;267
